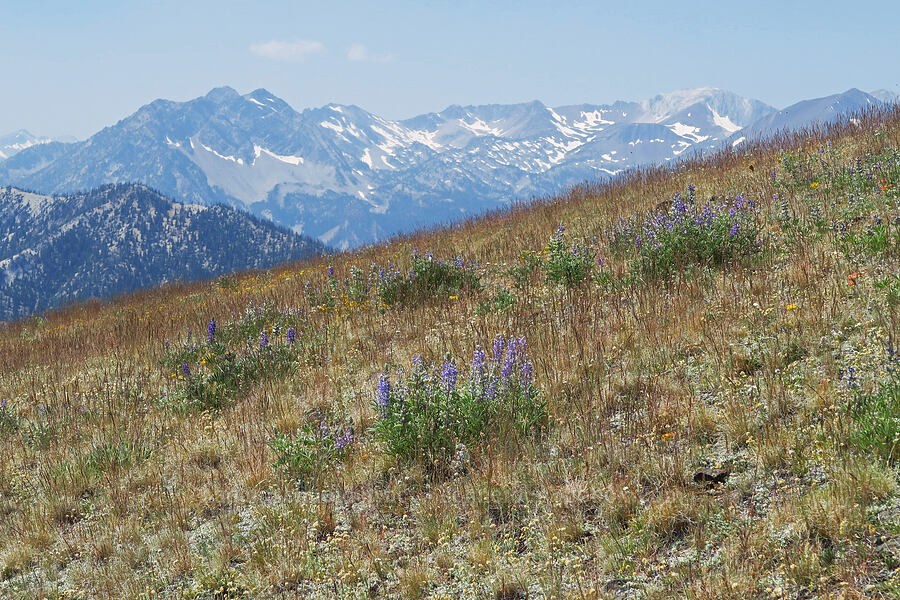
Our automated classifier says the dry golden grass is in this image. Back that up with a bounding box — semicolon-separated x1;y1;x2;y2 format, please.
1;107;899;599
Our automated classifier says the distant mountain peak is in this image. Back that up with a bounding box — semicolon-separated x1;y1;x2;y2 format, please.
0;130;55;160
204;86;242;102
869;89;900;104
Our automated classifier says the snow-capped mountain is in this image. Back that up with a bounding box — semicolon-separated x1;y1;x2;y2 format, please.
729;89;886;147
0;183;326;320
0;130;56;160
869;89;900;104
0;87;878;249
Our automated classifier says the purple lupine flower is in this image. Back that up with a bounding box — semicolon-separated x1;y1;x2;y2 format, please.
887;338;896;360
412;354;423;370
260;333;269;348
376;373;391;412
334;427;355;451
287;328;296;345
492;337;506;361
687;184;695;203
181;362;191;378
207;319;216;344
501;353;516;382
472;345;486;372
441;359;458;391
729;223;739;236
521;361;534;387
328;265;334;277
845;366;859;389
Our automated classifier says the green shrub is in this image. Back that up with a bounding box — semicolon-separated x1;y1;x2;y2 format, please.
541;225;594;287
373;337;546;472
376;253;480;306
608;187;760;279
0;401;18;433
847;354;900;462
475;287;516;315
270;423;355;482
839;220;899;257
161;304;301;410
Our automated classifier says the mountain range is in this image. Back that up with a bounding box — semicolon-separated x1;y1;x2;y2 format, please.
0;87;894;250
0;184;325;321
0;130;58;161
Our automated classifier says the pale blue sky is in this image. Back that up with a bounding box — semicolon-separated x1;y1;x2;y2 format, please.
1;0;898;139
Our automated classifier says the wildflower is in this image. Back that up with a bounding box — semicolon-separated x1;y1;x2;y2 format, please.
661;432;676;440
844;366;859;389
287;327;296;344
449;295;458;300
786;304;798;311
810;182;820;189
521;360;534;387
492;337;506;361
729;223;739;236
472;346;486;372
334;427;355;451
207;319;216;343
181;362;191;378
441;359;458;391
260;333;269;348
501;350;516;383
328;265;334;277
376;373;391;411
847;272;860;286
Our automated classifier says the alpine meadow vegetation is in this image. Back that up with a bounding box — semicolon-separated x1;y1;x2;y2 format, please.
1;106;900;599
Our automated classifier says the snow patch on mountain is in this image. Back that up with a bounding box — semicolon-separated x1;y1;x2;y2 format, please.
708;104;741;133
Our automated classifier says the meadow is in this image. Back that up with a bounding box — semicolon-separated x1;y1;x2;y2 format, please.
1;106;899;599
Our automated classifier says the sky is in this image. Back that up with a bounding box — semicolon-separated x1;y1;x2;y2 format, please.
1;0;899;139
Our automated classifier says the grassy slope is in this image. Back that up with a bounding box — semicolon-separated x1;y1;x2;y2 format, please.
1;108;900;599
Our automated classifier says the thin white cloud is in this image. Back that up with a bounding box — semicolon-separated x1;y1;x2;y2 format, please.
347;43;392;63
250;39;325;62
